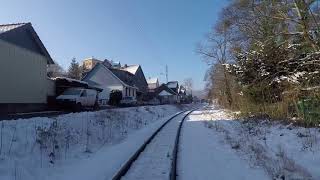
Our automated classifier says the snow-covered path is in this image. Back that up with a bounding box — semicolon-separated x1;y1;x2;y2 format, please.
178;109;269;180
122;111;189;180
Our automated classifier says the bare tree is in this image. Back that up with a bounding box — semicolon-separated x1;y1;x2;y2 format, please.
47;61;66;78
198;20;234;107
183;78;193;95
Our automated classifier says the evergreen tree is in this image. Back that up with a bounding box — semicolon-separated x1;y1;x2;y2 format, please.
67;58;82;80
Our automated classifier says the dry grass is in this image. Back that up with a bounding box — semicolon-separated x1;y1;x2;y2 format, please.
209;67;320;127
218;86;320;127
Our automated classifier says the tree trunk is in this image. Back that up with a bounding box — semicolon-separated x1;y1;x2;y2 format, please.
223;69;233;107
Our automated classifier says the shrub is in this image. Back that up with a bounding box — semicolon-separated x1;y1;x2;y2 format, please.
297;96;320;127
109;90;122;106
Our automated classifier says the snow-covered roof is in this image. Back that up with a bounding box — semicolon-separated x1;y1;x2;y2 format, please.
122;65;140;75
167;81;178;88
154;84;178;96
53;77;88;85
0;23;26;34
158;90;175;96
147;78;158;84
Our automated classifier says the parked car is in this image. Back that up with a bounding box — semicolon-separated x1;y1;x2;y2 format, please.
56;88;99;111
120;96;137;106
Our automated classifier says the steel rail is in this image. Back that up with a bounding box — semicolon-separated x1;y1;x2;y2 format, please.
169;109;195;180
112;110;188;180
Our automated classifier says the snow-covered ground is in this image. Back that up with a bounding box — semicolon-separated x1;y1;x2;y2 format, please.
0;105;188;180
180;105;320;180
179;109;268;180
3;104;316;180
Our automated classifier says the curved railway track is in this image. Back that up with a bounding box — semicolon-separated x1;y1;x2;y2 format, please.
112;110;195;180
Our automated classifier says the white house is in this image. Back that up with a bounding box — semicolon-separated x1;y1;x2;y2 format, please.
82;63;138;105
154;84;179;104
0;23;55;113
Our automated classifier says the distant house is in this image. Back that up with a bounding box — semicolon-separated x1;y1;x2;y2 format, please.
154;84;179;104
103;60;121;68
82;63;139;105
112;61;121;68
143;81;182;104
0;23;55;113
166;81;179;93
178;85;188;103
82;57;103;72
179;85;187;95
147;78;159;92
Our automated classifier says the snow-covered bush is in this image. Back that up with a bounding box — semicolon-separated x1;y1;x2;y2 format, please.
222;42;320;124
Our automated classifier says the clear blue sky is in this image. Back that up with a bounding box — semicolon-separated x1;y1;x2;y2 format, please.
0;0;228;90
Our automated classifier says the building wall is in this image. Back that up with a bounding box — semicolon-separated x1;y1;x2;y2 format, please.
0;24;48;58
0;40;50;104
83;64;124;101
46;78;56;96
123;87;136;98
157;90;178;104
133;66;148;93
158;95;178;104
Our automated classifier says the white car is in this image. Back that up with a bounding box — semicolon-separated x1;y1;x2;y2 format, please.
56;88;99;110
120;96;137;106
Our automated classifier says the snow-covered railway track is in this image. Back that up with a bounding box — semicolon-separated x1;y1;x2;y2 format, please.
112;110;194;180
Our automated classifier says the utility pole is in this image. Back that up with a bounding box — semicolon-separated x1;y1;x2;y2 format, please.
165;65;168;83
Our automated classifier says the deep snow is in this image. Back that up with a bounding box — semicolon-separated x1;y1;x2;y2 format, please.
0;105;187;180
186;106;320;180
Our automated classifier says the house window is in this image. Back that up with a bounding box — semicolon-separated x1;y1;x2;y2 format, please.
125;88;128;96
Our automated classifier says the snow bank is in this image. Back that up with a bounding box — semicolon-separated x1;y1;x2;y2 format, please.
0;105;185;180
197;106;320;179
